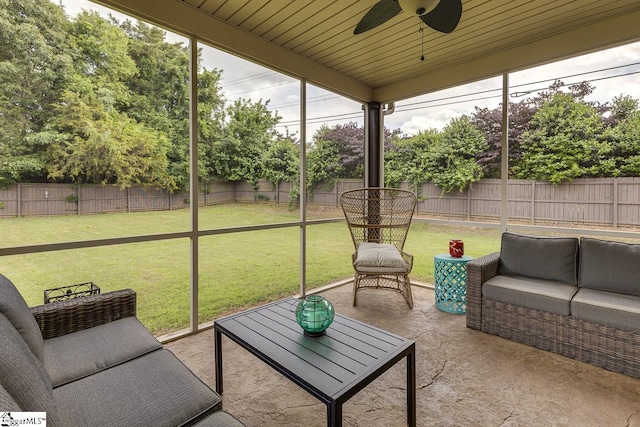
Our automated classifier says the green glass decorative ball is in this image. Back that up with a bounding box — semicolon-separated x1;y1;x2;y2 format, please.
295;295;334;337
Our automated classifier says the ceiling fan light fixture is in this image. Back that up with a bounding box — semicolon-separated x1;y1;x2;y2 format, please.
398;0;439;16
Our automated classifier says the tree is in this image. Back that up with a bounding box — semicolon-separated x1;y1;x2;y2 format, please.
208;99;280;188
514;92;608;183
608;95;639;125
606;97;640;176
69;11;136;106
322;122;365;178
306;122;401;194
384;129;440;189
306;123;361;194
0;0;73;184
471;80;604;179
120;20;226;190
471;100;536;178
46;91;175;189
422;116;487;192
262;134;300;202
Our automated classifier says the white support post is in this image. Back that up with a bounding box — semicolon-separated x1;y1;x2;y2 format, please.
189;38;199;332
299;80;307;298
501;73;509;232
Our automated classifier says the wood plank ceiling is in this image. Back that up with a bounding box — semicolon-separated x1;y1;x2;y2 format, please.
99;0;640;103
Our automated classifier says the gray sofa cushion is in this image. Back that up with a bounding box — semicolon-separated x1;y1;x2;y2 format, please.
571;288;640;332
0;273;44;362
0;382;21;411
44;316;162;387
0;314;59;426
483;274;578;315
499;233;579;285
579;238;640;296
54;349;222;427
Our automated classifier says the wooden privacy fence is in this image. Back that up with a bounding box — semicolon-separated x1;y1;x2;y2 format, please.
413;178;640;228
1;178;640;228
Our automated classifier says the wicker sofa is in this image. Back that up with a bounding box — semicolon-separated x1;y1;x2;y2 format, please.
0;273;244;426
467;232;640;379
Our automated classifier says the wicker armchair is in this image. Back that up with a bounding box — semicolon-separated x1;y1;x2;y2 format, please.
340;188;417;308
30;289;137;340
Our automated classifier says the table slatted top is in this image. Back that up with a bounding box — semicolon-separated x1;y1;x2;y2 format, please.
215;297;414;402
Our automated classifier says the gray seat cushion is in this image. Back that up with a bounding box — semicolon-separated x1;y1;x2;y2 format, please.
54;349;222;427
0;313;59;426
483;274;578;315
354;242;410;273
44;316;162;387
499;233;578;285
571;288;640;332
579;238;640;296
0;273;44;362
193;411;245;427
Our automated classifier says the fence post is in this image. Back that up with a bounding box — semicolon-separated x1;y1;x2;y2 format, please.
17;183;21;218
466;187;471;220
531;181;536;224
204;182;207;207
127;187;131;213
613;178;618;229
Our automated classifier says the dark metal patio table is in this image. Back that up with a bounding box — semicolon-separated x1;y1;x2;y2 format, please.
214;297;416;427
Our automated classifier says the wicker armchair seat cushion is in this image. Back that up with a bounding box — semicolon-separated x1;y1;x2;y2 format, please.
579;238;640;296
498;233;579;285
572;288;640;332
44;316;162;387
0;313;59;426
354;242;409;273
0;274;44;362
54;349;222;427
483;274;578;316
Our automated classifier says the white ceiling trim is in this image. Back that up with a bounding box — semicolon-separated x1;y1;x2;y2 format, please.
95;0;374;102
375;9;640;102
95;0;640;104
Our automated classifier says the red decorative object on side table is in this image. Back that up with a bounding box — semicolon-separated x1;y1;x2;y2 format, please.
449;239;464;257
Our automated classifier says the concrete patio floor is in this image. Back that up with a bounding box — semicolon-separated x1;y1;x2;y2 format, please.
166;284;640;426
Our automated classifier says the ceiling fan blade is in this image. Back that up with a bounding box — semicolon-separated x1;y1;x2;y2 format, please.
354;0;402;34
420;0;462;33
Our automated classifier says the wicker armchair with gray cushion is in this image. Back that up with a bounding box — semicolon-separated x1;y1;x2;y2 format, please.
467;232;640;379
0;273;244;426
340;188;417;308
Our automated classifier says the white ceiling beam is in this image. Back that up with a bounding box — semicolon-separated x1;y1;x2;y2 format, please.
95;0;374;103
375;9;640;102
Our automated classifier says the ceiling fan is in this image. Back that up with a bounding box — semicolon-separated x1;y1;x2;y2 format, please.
354;0;462;35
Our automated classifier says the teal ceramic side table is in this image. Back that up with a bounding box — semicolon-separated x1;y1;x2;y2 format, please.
434;254;474;314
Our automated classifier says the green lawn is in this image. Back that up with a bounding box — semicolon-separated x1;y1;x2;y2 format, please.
0;203;502;335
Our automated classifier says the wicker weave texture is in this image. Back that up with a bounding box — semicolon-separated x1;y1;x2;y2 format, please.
340;188;417;308
31;289;137;340
340;188;416;251
465;252;500;329
467;252;640;379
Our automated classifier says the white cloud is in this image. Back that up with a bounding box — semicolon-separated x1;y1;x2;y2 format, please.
397;111;457;135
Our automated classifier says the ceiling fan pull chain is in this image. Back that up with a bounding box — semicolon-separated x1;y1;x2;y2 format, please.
420;22;425;61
